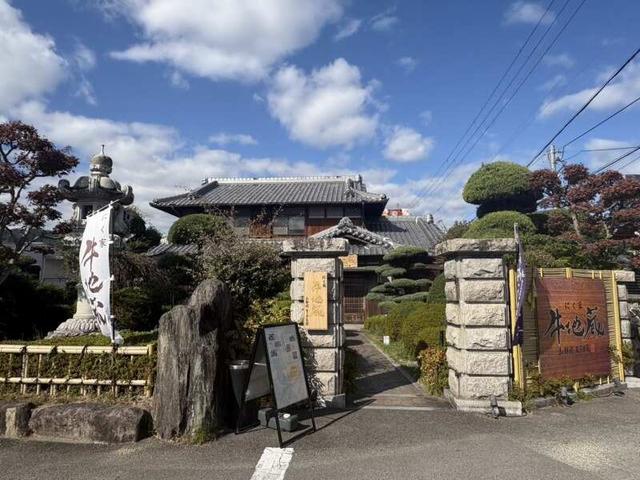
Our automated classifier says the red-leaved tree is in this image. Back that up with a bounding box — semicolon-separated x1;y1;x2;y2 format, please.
0;121;78;285
531;164;640;269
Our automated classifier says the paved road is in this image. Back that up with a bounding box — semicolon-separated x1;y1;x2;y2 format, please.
2;390;640;480
347;329;449;409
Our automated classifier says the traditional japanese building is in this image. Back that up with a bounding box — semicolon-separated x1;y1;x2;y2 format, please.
150;175;444;322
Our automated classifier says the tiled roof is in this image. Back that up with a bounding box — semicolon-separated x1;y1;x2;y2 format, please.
146;243;198;257
151;175;387;210
312;216;444;255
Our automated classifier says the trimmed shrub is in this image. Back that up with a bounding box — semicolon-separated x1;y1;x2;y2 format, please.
383;246;430;266
167;214;232;245
378;266;407;278
112;287;162;331
428;274;446;303
396;292;429;303
398;303;446;356
415;278;432;290
365;292;393;302
418;347;448;396
364;315;392;337
463;161;540;216
378;301;397;313
463;211;536;239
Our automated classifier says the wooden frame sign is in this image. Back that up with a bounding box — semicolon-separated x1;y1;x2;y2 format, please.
237;323;316;447
304;271;329;330
535;277;611;379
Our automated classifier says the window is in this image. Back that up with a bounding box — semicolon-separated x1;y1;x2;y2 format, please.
326;206;344;218
288;216;305;235
308;206;324;218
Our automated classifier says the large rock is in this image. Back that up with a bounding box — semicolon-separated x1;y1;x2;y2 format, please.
28;403;152;443
153;278;232;440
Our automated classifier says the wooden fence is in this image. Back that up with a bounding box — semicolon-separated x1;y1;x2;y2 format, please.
0;344;155;397
509;267;625;389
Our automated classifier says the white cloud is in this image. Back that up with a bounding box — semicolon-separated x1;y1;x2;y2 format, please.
504;2;555;25
0;0;66;111
539;63;640;117
72;42;96;71
583;138;637;171
539;73;567;92
267;58;379;149
383;126;434;162
168;71;189;90
370;9;399;32
420;110;433;126
109;0;342;82
334;18;361;41
397;56;418;73
209;132;258;146
542;53;575;69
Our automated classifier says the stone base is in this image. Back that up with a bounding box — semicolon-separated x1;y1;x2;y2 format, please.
0;402;33;437
316;393;346;409
444;389;523;416
29;403;153;443
625;376;640;389
46;316;100;338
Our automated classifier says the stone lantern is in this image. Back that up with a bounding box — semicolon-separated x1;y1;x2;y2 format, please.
47;147;134;338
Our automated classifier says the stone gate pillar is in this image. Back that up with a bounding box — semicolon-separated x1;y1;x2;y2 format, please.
436;238;519;413
283;238;348;408
615;270;638;378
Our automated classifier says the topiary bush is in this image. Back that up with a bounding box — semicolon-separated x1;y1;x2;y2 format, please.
397;303;446;357
167;214;233;245
428;274;446;303
112;287;163;331
463;210;536;239
463;162;540;217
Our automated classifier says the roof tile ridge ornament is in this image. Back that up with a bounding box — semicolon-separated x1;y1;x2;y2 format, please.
311;217;396;248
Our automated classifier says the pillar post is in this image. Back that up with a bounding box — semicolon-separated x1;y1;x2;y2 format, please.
436;238;521;414
615;270;638;377
283;238;348;409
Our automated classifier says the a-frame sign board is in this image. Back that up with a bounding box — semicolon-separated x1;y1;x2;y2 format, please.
236;323;317;447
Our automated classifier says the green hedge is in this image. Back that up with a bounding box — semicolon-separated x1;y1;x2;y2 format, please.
463;211;536;239
365;302;446;358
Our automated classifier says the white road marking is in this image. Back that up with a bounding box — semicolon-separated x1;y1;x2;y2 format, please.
250;447;294;480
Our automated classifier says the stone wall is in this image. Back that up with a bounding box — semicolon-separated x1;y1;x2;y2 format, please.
616;270;638;376
436;239;516;404
283;238;348;408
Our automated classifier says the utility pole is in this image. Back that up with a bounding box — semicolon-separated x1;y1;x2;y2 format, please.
547;144;562;172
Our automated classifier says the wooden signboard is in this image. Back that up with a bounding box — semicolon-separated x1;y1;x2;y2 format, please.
339;254;358;268
535;277;610;379
304;271;329;330
238;323;316;447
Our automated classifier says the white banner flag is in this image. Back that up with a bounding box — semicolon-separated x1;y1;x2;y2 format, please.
79;205;119;343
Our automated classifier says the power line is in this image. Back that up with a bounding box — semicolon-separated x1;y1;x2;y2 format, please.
563;145;640;162
593;146;640;173
403;0;557;211
527;46;640;167
617;153;640;172
561;94;640;149
424;0;583;205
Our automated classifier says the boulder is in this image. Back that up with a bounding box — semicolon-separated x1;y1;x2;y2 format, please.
0;402;33;437
153;278;233;440
28;403;152;443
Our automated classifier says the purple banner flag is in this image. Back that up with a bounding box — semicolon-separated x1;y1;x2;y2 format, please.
513;223;528;346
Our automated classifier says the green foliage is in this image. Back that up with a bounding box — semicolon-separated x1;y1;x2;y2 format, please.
418;347;448;396
377;266;407;278
167;214;233;245
427;274;446;303
365;291;393;302
378;301;397;313
0;330;157;346
398;303;446;356
463;211;536;239
463;162;540;216
445;220;471;239
0;272;73;340
112;287;163;331
125;210;162;253
383;246;430;266
396;292;430;303
415;278;432;290
364;315;393;337
200;235;288;317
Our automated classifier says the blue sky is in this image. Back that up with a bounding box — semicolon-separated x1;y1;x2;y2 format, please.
3;0;640;231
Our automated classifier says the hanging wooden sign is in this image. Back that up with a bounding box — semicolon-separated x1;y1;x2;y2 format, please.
238;323;316;447
339;255;358;268
535;277;610;379
304;271;329;330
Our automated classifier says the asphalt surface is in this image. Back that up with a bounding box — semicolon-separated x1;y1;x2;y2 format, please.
348;329;449;409
2;390;640;480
